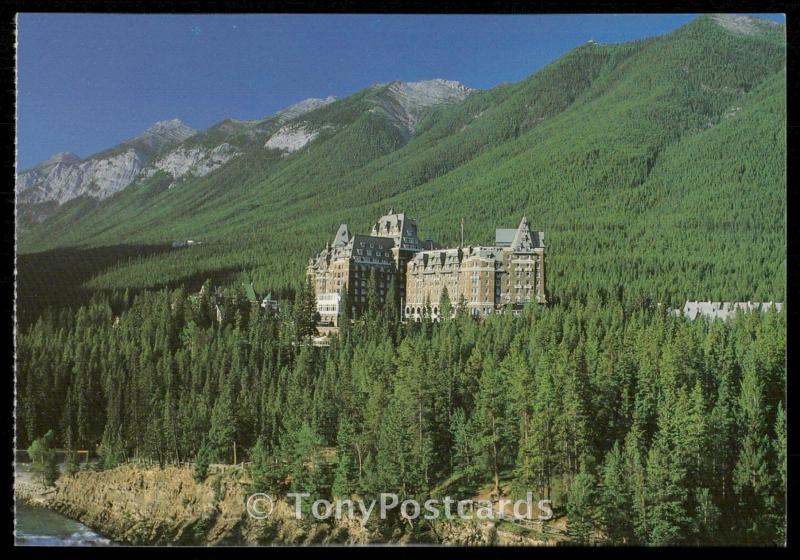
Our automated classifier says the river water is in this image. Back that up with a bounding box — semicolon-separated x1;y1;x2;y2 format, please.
15;502;115;546
14;460;116;546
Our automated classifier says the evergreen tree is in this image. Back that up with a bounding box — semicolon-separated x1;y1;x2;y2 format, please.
694;487;721;545
733;349;776;544
708;366;738;526
439;286;452;321
472;356;511;494
97;424;125;470
521;358;557;500
372;398;423;498
450;408;474;480
624;423;649;545
196;280;214;329
645;431;688;545
332;416;358;499
63;425;80;477
294;278;319;341
385;277;400;322
456;294;469;320
248;436;286;494
366;270;381;321
566;468;598;545
208;384;237;464
600;442;633;544
773;401;786;545
288;423;325;515
339;286;352;331
193;441;211;483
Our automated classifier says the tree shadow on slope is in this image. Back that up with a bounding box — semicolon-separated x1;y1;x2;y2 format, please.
16;244;240;331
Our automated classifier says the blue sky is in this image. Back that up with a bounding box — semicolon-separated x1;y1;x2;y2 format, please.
17;13;785;169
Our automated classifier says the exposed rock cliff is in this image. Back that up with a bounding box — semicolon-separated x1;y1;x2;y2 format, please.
368;79;474;136
17;96;344;211
264;123;334;154
261;80;473;154
18;148;144;204
143;142;241;184
264;123;319;153
17;119;197;206
710;13;782;36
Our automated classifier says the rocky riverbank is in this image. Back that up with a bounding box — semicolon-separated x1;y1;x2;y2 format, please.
14;464;551;546
16;464;368;545
14;463;54;507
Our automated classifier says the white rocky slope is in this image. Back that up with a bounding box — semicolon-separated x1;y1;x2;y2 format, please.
264;123;322;153
710;13;782;36
369;79;474;135
18;148;146;204
148;97;339;178
262;97;338;154
18;119;197;205
19;97;340;207
143;143;241;184
262;80;473;154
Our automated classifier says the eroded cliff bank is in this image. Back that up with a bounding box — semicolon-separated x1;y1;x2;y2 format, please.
18;464;367;545
16;464;549;546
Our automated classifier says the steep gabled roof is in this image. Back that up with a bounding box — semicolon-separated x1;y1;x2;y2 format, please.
496;218;544;250
333;223;351;247
511;216;536;252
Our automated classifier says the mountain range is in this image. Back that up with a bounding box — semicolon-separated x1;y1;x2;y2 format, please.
16;14;786;308
18;79;474;220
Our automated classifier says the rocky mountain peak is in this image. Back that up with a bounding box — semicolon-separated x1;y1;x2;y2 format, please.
39;151;82;168
108;118;199;158
135;118;197;145
369;78;475;135
387;79;473;105
709;14;781;36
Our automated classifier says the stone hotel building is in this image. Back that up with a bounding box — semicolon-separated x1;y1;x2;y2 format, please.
307;210;545;324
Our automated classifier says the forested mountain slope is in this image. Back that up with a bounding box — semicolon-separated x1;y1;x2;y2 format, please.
18;14;785;308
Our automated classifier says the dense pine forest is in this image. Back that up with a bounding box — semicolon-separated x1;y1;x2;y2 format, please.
16;14;786;546
17;282;786;545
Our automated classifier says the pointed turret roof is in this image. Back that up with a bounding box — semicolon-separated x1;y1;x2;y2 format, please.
332;223;351;247
510;216;535;252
